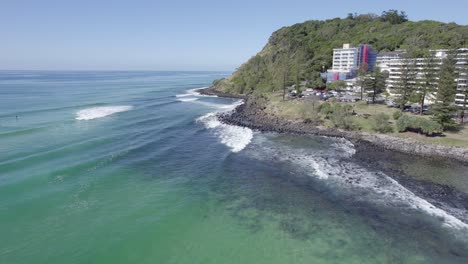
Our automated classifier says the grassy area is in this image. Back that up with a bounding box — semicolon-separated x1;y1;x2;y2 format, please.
349;102;468;147
260;92;468;148
263;92;315;120
395;126;468;147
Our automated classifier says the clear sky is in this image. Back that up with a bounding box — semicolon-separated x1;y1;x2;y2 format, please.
1;0;467;71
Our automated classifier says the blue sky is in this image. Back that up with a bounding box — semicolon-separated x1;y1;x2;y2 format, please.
1;0;467;71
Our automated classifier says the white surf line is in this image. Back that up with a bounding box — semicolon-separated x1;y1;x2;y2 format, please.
246;135;468;233
75;105;133;120
175;87;217;99
176;97;199;102
196;100;253;153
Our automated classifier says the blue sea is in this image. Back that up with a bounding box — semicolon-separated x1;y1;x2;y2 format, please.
1;71;467;263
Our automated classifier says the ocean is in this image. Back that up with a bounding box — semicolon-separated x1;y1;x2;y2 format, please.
0;71;467;264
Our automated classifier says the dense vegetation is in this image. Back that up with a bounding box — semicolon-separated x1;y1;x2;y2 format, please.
396;114;443;136
215;11;468;95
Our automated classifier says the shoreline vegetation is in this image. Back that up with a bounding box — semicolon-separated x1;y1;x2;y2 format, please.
199;10;468;163
199;86;468;225
198;87;468;163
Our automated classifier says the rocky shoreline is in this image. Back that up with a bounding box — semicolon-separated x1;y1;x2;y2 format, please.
198;87;468;224
198;86;247;99
199;87;468;164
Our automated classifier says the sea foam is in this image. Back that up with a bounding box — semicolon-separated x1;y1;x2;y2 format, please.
175;87;217;99
75;105;133;120
246;135;468;232
196;101;253;153
177;97;199;102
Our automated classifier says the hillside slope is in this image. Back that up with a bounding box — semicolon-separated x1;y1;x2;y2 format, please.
216;13;468;94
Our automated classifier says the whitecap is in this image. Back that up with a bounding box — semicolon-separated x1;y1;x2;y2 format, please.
75;105;133;120
245;135;468;233
177;97;199;102
196;101;253;153
175;87;217;99
175;93;193;98
304;156;468;230
195;99;243;109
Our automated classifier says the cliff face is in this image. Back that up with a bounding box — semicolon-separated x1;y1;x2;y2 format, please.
216;15;468;95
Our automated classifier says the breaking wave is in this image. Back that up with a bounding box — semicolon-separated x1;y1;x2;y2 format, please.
177;97;199;102
196;101;253;153
246;134;468;232
75;105;133;120
175;87;215;98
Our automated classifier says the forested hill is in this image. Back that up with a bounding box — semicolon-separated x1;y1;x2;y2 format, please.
215;11;468;94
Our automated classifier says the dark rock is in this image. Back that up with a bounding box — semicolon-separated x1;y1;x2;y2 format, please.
218;95;468;164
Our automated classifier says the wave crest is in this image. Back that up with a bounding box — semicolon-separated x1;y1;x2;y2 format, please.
197;109;253;153
246;135;468;232
177;98;198;102
76;105;133;120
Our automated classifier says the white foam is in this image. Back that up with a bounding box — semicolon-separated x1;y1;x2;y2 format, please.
196;100;253;153
196;99;243;109
177;97;198;102
175;93;193;98
331;137;356;157
245;135;468;232
75;105;133;120
175;87;217;99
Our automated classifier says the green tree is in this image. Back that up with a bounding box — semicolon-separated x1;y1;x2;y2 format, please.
432;50;458;130
327;80;346;91
394;58;417;110
393;110;403;120
319;102;333;117
365;67;386;103
356;66;368;100
215;14;468;95
282;66;288;101
397;115;442;136
413;52;438;115
309;73;326;89
371;113;394;133
330;106;357;130
380;10;408;25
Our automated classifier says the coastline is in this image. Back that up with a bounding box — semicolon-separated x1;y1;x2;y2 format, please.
199;87;468;164
198;87;468;225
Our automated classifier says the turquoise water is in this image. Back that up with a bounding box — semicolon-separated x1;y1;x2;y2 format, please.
1;71;467;264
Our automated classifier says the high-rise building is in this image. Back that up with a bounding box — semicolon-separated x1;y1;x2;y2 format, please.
453;49;468;108
384;48;468;108
376;50;406;73
326;43;377;82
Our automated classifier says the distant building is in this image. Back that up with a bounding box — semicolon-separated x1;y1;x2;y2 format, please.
325;43;377;82
452;49;468;108
376;50;406;73
384;48;468;108
358;44;378;72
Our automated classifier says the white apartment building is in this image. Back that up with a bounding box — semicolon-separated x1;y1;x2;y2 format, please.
384;48;468;108
325;43;377;82
454;49;468;108
376;50;406;73
331;44;359;72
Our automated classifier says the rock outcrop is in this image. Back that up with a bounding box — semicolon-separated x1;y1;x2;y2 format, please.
217;95;468;163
